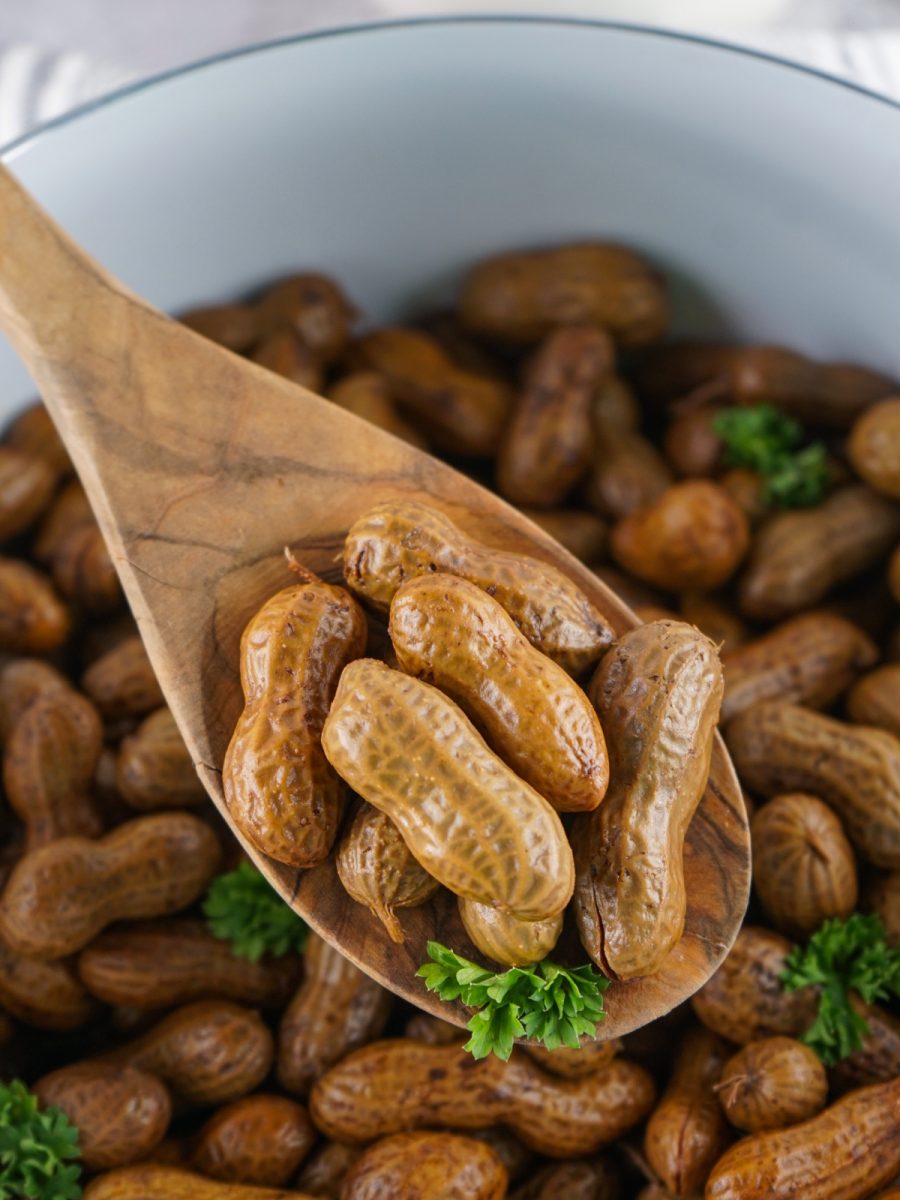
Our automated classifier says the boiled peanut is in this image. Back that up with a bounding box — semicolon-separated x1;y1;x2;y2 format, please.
720;611;878;724
418;310;507;376
309;1039;656;1158
188;1095;315;1186
848;397;900;498
692;926;817;1044
328;370;427;448
847;664;900;738
458;897;562;967
33;478;93;563
705;1076;900;1200
78;917;300;1009
636;1187;697;1200
584;377;672;519
353;327;511;456
750;794;858;938
865;871;900;946
0;811;222;958
726;701;900;868
322;659;574;920
496;325;613;507
342;1131;507;1200
574;621;723;979
0;556;69;652
715;1037;827;1132
6;401;71;475
719;467;768;525
336;804;438;944
277;931;392;1097
34;1062;171;1170
663;405;724;477
459;242;667;348
82;634;165;717
678;591;748;654
520;508;608;562
828;995;900;1092
389;573;608;812
85;1165;314;1199
343;499;613;674
97;1000;274;1109
254;273;355;362
523;1038;620;1079
181;303;259;351
0;656;69;739
0;445;56;541
404;1012;462;1044
116;707;206;810
294;1142;362;1199
468;1128;535;1183
508;1157;620;1200
251;329;323;392
51;522;121;613
611;481;749;591
739;485;900;620
223;577;366;867
0;932;98;1029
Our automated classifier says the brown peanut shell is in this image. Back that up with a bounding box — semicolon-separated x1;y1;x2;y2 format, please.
342;1131;508;1200
116;707;207;810
0;556;69;652
328;371;427;449
5;401;71;475
458;897;562;967
188;1094;316;1187
865;871;900;946
0;445;56;542
520;508;608;562
81;635;165;717
715;1037;827;1133
0;934;98;1029
509;1157;621;1200
250;329;323;392
254;272;355;362
84;1165;313;1199
848;397;900;498
847;664;900;738
294;1142;362;1199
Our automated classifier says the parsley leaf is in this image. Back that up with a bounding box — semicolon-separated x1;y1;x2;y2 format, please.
203;862;309;961
417;941;609;1061
780;914;900;1065
713;404;828;509
0;1080;81;1200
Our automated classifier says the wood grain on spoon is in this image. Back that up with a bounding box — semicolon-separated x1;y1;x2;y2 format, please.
0;164;749;1036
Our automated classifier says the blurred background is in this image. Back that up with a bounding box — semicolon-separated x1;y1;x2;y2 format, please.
1;0;899;145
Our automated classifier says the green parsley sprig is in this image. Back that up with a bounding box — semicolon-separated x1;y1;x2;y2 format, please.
0;1080;81;1200
417;940;608;1061
713;403;829;509
780;913;900;1065
203;862;309;961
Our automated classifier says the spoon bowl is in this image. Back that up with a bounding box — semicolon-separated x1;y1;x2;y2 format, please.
0;165;749;1038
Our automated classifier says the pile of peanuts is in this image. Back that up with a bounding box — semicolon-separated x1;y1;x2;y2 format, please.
0;243;898;1200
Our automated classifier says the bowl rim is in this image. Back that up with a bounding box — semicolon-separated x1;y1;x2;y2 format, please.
3;12;899;162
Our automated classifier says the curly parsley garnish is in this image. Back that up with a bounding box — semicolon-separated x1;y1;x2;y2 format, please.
203;862;309;961
713;404;829;508
0;1080;81;1200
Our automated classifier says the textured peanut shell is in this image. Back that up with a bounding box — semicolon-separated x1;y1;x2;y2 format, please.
726;701;900;868
77;917;299;1010
336;804;438;944
459;243;667;348
3;684;104;849
5;401;71;474
322;659;575;920
97;1000;274;1109
496;325;613;507
342;499;613;675
0;445;56;541
848;397;900;498
721;611;878;724
678;592;747;655
353;327;511;456
254;272;355;362
33;478;93;562
521;508;608;563
750;794;858;938
52;523;121;613
0;556;69;652
739;485;900;620
508;1157;621;1200
585;377;672;519
465;1129;534;1184
310;1039;656;1158
35;1063;172;1170
829;996;900;1092
294;1142;362;1199
342;1131;507;1200
251;329;323;392
611;481;749;591
188;1095;316;1187
715;1037;827;1133
458;897;562;967
82;635;165;717
719;467;768;526
0;656;69;739
574;621;723;979
847;664;900;738
223;580;366;866
0;933;98;1029
116;706;207;810
663;406;724;477
523;1038;620;1079
706;1076;900;1200
180;303;259;351
0;811;222;959
404;1012;463;1044
865;870;900;946
277;932;392;1097
691;926;817;1045
644;1026;732;1196
328;371;427;449
389;573;608;812
84;1165;316;1200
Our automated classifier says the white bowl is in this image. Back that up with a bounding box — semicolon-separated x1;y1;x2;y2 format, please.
2;16;900;417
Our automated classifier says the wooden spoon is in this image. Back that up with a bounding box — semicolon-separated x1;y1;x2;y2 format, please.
0;165;749;1038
